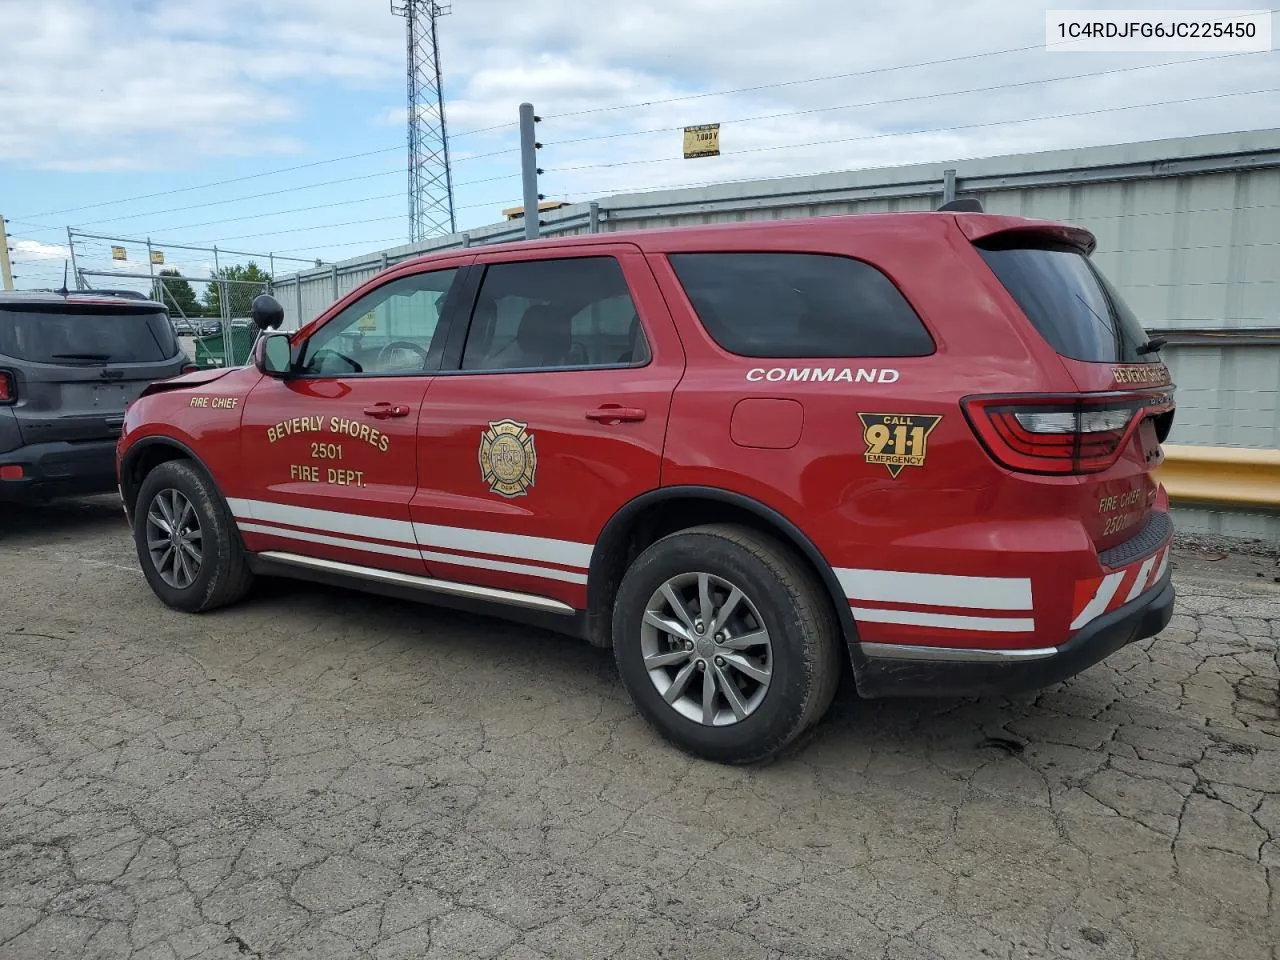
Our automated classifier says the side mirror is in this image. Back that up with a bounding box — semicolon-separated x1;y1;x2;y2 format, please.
251;294;285;331
256;332;294;378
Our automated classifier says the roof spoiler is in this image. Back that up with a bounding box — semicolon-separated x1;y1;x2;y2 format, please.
937;197;984;213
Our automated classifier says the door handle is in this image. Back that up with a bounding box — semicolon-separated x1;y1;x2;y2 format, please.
586;405;646;424
363;403;410;419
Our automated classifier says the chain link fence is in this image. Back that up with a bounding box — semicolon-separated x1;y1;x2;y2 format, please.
66;230;315;368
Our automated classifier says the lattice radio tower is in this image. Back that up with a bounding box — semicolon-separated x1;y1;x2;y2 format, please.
391;1;457;240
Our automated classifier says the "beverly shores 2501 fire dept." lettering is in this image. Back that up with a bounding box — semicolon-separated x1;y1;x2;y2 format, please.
265;416;391;453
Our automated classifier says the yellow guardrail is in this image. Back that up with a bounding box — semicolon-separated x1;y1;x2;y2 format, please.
1156;444;1280;510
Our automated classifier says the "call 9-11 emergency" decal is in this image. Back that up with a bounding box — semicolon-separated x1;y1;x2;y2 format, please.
858;413;942;478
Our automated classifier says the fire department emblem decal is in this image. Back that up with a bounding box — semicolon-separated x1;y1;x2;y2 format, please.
858;412;942;478
479;419;537;498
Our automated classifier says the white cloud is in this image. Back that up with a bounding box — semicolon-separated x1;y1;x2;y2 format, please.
11;239;71;260
2;0;1276;257
0;0;401;171
426;0;1280;210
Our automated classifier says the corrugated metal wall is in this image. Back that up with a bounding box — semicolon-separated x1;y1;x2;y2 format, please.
270;130;1280;460
1161;343;1280;447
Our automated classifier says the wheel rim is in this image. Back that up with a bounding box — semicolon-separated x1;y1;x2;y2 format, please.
640;572;773;727
145;488;203;589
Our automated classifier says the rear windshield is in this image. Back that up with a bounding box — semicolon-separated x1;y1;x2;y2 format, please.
668;252;935;358
977;241;1154;364
0;307;178;364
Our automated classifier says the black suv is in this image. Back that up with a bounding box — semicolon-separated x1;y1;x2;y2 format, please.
0;291;193;503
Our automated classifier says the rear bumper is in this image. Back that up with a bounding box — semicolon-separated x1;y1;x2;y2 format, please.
0;439;120;502
853;572;1174;698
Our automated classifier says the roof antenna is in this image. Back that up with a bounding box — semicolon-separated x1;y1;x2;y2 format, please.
58;260;69;297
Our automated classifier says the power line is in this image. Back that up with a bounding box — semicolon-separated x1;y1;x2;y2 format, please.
11;34;1218;224
52;170;514;244
101;194;520;251
70;172;401;229
135;191;404;234
13;128;519;222
544;41;1045;120
273;235;422;255
72;147;520;230
544;87;1280;175
543;50;1274;149
542;4;1280;121
16;46;1262;237
123;183;519;236
100;86;1280;254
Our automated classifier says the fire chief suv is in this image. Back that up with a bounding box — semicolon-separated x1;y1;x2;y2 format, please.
117;211;1176;764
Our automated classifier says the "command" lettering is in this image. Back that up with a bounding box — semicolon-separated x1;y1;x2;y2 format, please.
745;367;900;384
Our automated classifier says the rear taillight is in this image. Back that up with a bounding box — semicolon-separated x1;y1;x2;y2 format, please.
0;370;14;404
963;393;1169;475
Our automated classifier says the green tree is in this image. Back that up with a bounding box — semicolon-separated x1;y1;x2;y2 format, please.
151;269;202;320
203;262;272;319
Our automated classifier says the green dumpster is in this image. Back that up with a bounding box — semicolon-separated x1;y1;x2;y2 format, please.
193;327;257;369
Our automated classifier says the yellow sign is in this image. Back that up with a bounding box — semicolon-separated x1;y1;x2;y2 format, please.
479;419;537;498
859;413;942;478
150;250;165;265
111;246;127;261
683;123;720;159
357;311;377;331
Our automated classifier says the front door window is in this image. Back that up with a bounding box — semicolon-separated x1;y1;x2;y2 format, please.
301;269;459;377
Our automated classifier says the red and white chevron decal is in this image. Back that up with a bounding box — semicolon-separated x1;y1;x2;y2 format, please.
1070;545;1170;631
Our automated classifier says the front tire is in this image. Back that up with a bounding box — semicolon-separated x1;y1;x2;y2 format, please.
132;460;253;613
612;524;841;764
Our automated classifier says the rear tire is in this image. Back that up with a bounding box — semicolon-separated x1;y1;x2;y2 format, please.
612;523;841;764
133;460;253;613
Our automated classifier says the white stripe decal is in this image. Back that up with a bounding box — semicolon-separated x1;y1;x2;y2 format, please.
238;523;589;585
849;606;1035;633
1124;556;1158;603
1151;546;1170;586
413;523;592;569
227;498;595;571
836;568;1033;611
420;551;588;585
1070;571;1125;630
228;498;415;545
237;522;423;560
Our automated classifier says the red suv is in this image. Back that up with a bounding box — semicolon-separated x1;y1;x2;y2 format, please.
117;212;1176;763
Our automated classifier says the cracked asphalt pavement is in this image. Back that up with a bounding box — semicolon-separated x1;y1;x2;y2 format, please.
2;497;1278;960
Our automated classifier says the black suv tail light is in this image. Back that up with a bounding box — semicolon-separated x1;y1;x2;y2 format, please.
962;391;1173;475
0;370;14;404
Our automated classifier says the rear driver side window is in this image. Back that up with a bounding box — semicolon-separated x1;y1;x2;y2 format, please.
669;252;934;358
461;257;650;371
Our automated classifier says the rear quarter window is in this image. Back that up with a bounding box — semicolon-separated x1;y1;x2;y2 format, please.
668;252;935;358
976;241;1155;364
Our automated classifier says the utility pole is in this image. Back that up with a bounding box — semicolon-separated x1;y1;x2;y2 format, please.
391;0;457;241
518;104;542;241
0;215;14;291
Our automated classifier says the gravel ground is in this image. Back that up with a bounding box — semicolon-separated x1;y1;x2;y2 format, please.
1;496;1277;960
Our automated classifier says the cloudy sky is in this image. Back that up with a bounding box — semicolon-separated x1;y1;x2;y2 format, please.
1;0;1277;287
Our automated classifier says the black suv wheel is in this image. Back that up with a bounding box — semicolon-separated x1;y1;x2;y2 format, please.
612;523;841;764
133;460;253;612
